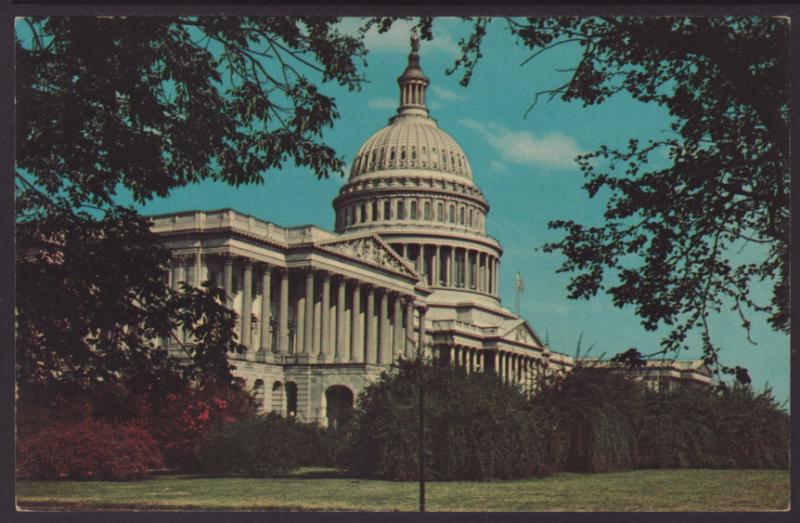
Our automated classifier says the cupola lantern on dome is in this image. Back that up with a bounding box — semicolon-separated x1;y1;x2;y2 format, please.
395;31;430;119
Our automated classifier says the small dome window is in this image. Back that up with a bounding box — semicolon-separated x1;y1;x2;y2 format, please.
437;202;444;222
412;147;417;161
400;148;406;161
383;200;391;220
449;205;455;223
410;201;418;220
390;148;396;161
397;200;405;220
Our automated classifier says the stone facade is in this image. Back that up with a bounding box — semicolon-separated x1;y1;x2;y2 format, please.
151;35;709;427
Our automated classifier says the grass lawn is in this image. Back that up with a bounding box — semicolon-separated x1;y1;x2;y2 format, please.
16;467;789;512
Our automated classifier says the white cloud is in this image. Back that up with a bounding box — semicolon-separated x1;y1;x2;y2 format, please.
488;160;508;173
367;97;398;110
459;118;582;170
430;85;466;102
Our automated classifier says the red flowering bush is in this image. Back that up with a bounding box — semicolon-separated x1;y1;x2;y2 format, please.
17;419;164;480
142;385;258;471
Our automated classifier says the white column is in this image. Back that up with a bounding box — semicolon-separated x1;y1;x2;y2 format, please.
259;264;272;354
366;286;376;363
278;269;289;354
350;282;361;362
405;299;414;358
222;255;234;309
320;272;331;360
194;250;203;287
304;269;314;354
379;290;389;364
335;277;346;362
392;294;403;360
433;246;441;287
417;306;427;358
241;259;253;353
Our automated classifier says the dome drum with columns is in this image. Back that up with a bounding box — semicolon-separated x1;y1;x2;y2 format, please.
150;33;711;427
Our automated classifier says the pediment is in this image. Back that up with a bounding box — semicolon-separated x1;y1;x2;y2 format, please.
500;319;544;348
319;234;419;279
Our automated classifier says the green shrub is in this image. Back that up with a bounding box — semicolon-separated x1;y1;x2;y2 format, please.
638;383;789;470
534;367;644;473
346;358;553;481
198;413;340;477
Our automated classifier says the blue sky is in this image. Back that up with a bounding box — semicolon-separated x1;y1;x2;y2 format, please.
121;17;788;403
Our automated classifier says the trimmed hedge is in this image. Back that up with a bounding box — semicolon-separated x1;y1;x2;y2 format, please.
17;419;164;480
346;358;553;481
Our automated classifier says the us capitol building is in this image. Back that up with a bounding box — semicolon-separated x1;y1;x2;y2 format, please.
151;36;710;427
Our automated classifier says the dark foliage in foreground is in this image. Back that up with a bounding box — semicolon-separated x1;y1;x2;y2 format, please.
533;367;644;473
346;358;553;481
198;414;344;477
345;360;789;480
536;365;790;473
17;419;164;481
637;383;790;470
16;16;367;406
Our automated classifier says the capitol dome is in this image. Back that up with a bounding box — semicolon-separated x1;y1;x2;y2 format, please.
333;32;502;305
349;116;473;180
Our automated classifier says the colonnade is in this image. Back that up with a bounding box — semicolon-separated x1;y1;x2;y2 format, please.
337;195;485;233
167;252;428;364
435;345;546;394
390;242;498;294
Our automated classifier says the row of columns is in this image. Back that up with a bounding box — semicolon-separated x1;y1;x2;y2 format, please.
168;253;429;365
436;345;547;394
337;197;484;233
393;243;498;294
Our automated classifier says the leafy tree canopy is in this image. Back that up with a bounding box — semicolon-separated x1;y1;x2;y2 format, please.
437;16;789;379
16;16;367;404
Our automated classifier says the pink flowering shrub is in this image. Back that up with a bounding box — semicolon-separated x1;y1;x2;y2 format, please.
17;419;164;480
142;385;258;471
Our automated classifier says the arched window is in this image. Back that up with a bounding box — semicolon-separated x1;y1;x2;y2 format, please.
411;147;417;161
449;205;455;223
397;200;405;220
400;147;406;161
423;201;431;221
437;202;444;222
460;207;465;225
468;208;473;227
410;201;418;220
432;147;438;167
384;200;391;220
285;382;298;417
372;201;378;222
390;147;396;161
360;203;367;223
325;385;354;429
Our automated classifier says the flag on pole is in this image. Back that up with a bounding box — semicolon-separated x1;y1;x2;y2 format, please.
515;272;524;292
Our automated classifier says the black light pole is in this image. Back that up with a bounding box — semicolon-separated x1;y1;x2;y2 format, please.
419;355;425;512
416;305;427;512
